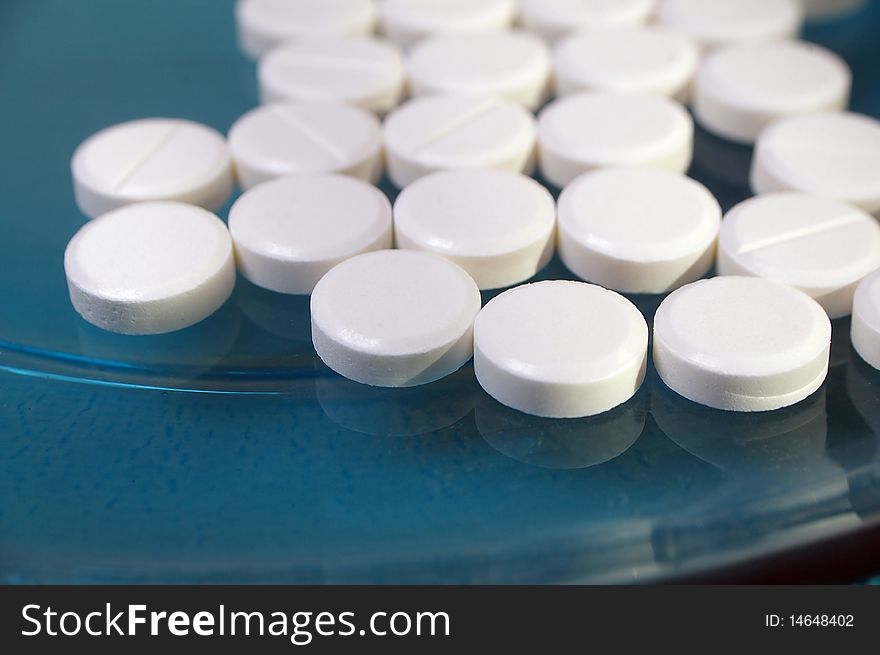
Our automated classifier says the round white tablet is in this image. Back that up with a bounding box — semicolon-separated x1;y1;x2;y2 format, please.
474;281;648;418
718;193;880;319
656;0;803;50
536;92;693;188
228;174;393;295
558;168;720;294
379;0;517;48
407;31;552;109
71;119;233;220
64;202;235;335
694;40;851;144
750;112;880;218
228;101;382;190
653;276;831;412
382;94;536;188
553;27;699;101
852;270;880;370
393;169;556;289
311;250;482;387
258;36;405;114
236;0;378;59
518;0;657;43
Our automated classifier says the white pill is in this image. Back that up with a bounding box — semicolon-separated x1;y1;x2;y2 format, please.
852;270;880;370
553;27;698;102
656;0;803;50
64;202;235;335
653;276;831;412
393;169;556;289
558;168;720;294
379;0;517;48
694;40;851;144
536;92;693;188
750;112;880;218
382;94;536;188
229;174;392;295
474;280;648;418
407;31;552;110
71;119;233;220
518;0;657;43
258;36;405;114
311;250;481;387
228;101;382;190
718;193;880;319
236;0;378;59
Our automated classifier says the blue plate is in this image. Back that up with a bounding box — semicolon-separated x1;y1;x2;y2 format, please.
1;0;879;583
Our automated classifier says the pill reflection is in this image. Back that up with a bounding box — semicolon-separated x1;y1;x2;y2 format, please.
72;294;241;384
650;377;828;474
235;277;312;344
316;363;478;437
475;388;647;470
647;378;869;568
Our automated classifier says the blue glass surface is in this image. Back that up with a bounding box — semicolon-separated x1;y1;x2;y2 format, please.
1;0;879;583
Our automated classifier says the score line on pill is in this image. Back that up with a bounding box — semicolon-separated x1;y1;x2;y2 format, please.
71;118;233;219
311;250;482;387
382;94;536;188
64;202;235;335
718;193;880;319
229;174;393;295
393;169;556;289
474;280;649;418
653;276;831;412
258;36;405;114
228;101;382;190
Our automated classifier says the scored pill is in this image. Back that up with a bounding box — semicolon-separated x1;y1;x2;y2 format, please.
718;193;880;319
71;118;233;219
258;36;405;114
228;101;383;190
382;94;536;188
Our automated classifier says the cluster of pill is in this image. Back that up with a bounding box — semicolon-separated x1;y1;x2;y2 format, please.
63;0;880;418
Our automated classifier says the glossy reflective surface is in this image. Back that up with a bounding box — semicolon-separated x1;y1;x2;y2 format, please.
1;0;879;583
